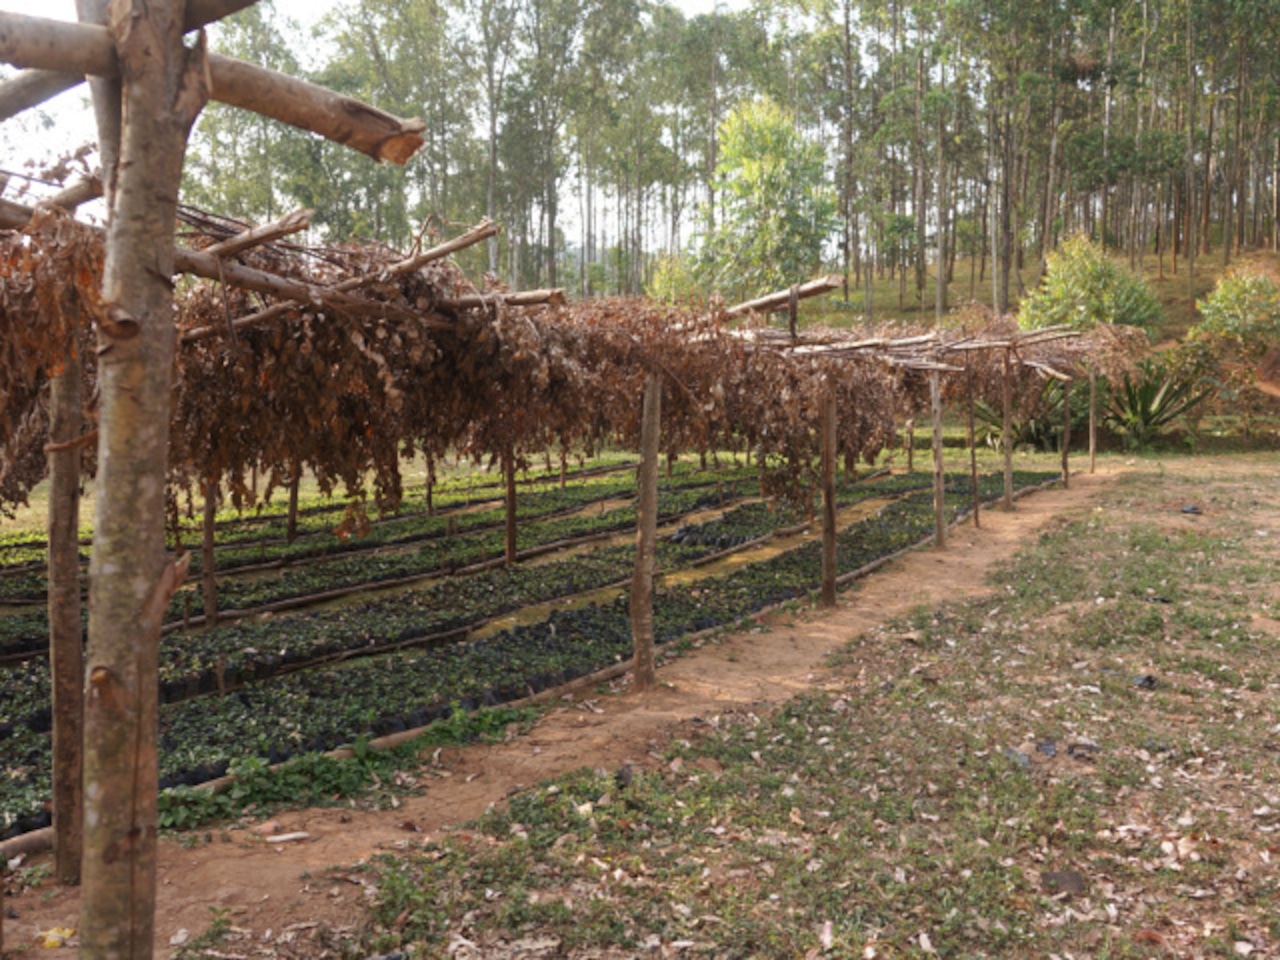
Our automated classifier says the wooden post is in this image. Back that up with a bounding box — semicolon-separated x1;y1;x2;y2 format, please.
906;417;915;472
1061;379;1071;488
79;0;204;953
286;463;300;542
504;447;517;565
820;383;838;607
631;372;661;693
1089;369;1097;474
966;357;980;529
202;479;218;627
1002;347;1014;509
930;371;946;548
48;346;83;885
425;452;435;515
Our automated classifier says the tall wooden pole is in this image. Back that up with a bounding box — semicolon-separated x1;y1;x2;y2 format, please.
930;371;946;548
48;345;83;885
201;479;219;626
79;0;205;954
1089;369;1097;474
820;383;838;607
286;462;300;542
504;447;518;565
1061;380;1072;488
631;372;661;693
1002;347;1014;509
966;357;981;529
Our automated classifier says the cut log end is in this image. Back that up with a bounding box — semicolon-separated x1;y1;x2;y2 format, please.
376;128;426;166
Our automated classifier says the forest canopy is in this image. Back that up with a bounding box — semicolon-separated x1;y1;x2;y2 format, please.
179;0;1280;307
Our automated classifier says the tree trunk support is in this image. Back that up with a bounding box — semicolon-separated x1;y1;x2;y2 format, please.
930;371;946;548
1089;370;1097;474
202;479;219;627
79;0;206;953
504;448;517;566
966;357;980;529
286;465;300;543
631;372;661;693
48;348;83;885
1061;380;1072;488
820;383;838;607
1002;347;1014;510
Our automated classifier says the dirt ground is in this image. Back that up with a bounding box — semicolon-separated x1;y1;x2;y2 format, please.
4;466;1121;957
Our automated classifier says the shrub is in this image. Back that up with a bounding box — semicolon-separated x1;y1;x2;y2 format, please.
1105;359;1210;450
1183;271;1280;432
1018;234;1161;332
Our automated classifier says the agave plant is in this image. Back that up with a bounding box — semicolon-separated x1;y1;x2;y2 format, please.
1106;359;1211;450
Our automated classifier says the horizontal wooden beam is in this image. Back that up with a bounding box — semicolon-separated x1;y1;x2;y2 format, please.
201;208;312;258
0;12;425;163
439;288;565;311
0;1;259;122
724;274;844;318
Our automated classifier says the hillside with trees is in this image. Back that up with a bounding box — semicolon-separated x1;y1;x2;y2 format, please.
184;0;1280;308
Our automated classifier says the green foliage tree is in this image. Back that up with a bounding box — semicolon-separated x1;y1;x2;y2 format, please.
1017;234;1161;333
697;98;837;300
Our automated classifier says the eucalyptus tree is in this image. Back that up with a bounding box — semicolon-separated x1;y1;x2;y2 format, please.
453;0;518;274
698;97;839;298
308;0;480;246
183;5;306;221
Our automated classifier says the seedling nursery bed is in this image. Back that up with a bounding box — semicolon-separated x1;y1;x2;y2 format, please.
0;470;1057;839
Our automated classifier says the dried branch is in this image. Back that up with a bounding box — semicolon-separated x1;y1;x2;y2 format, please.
202;208;312;258
183;220;498;340
724;274;844;318
439;289;566;311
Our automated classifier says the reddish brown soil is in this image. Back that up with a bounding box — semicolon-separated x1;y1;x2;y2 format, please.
3;468;1118;957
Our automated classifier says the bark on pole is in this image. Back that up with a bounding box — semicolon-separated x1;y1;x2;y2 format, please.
1089;369;1097;474
1002;347;1014;510
631;372;661;694
504;448;517;566
79;0;206;955
287;466;300;543
1061;380;1072;488
966;358;981;529
48;345;84;886
0;13;426;163
930;371;946;549
820;383;838;608
202;480;219;627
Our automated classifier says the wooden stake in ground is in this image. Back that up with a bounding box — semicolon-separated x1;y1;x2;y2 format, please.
287;463;300;542
930;371;946;548
1002;347;1014;509
1061;379;1072;488
631;372;662;693
504;448;518;566
820;383;838;607
966;356;981;529
202;479;219;627
47;340;83;886
78;0;206;954
1089;369;1097;474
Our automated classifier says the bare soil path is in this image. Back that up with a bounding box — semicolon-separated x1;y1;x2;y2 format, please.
4;467;1120;957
